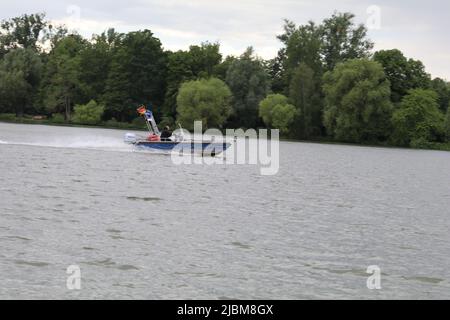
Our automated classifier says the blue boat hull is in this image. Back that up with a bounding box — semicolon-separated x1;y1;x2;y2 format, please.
134;141;230;155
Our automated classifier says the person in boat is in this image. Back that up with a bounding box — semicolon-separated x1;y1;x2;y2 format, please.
160;126;172;141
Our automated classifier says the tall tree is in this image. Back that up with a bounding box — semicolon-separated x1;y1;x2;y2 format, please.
374;49;431;103
282;21;323;84
266;49;286;94
0;48;42;116
289;63;323;138
0;13;47;56
213;55;236;81
42;35;86;120
188;42;222;78
102;30;167;121
430;77;450;112
320;12;374;71
445;104;450;142
323;59;393;143
275;13;374;137
78;29;119;105
225;47;270;129
44;24;68;50
160;50;193;122
100;55;129;121
276;20;324;102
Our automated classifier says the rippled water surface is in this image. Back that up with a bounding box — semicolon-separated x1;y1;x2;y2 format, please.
1;122;450;299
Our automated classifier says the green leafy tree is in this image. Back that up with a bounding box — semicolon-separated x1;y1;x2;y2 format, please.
162;42;222;121
0;48;42;116
100;51;129;122
391;89;445;147
44;24;68;50
289;63;323;138
445;105;450;141
0;69;28;115
320;12;374;71
323;59;393;143
213;55;236;81
188;42;222;78
73;100;105;124
161;50;195;121
225;47;270;129
0;13;47;56
259;94;296;134
102;30;167;121
78;29;119;105
280;20;323;84
407;59;431;88
176;77;232;130
272;103;297;134
275;13;373;135
42;35;86;121
374;49;431;103
259;94;290;125
430;77;450;112
266;49;286;94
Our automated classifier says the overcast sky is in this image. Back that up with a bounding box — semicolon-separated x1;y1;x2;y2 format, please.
1;0;449;80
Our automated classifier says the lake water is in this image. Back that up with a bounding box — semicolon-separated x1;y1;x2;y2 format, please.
1;122;450;299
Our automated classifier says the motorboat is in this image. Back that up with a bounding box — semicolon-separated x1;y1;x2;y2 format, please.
124;106;230;156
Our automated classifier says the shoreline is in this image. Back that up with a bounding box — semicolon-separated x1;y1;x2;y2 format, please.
1;119;449;153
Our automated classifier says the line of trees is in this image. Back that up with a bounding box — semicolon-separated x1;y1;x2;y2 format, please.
1;12;450;149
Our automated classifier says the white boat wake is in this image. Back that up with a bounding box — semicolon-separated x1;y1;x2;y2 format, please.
0;136;137;153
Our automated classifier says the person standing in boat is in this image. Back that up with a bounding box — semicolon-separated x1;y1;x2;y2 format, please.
160;126;172;141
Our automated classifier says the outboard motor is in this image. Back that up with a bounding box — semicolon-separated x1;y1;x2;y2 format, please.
124;133;137;144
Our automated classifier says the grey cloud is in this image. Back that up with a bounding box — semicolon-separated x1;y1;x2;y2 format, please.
1;0;449;79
